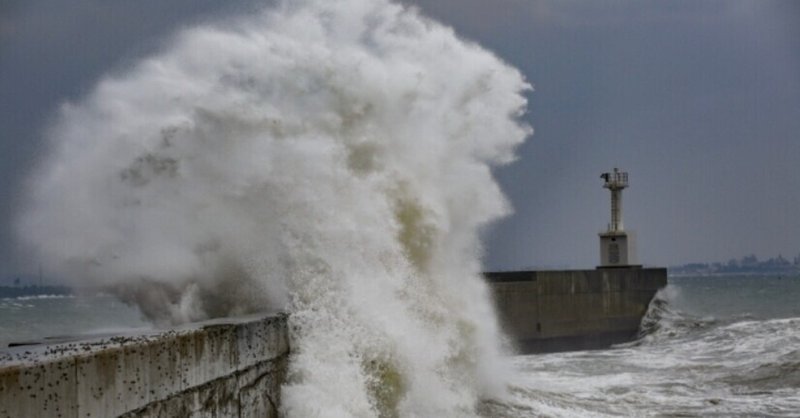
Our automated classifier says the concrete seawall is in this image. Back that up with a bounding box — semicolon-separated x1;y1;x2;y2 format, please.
488;268;667;353
0;313;289;418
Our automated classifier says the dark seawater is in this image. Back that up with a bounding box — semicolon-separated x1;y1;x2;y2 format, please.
0;293;149;347
2;275;798;417
481;274;800;417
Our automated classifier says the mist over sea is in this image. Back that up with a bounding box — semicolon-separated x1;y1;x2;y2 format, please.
3;275;798;416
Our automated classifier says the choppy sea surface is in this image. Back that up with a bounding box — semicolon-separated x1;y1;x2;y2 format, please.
2;274;799;417
0;293;149;347
481;274;800;417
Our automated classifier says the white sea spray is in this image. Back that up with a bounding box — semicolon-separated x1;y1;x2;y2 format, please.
16;0;531;416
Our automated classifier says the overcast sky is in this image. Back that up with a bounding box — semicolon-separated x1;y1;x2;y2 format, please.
1;0;799;277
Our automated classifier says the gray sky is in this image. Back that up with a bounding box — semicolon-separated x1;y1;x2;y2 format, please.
1;0;799;277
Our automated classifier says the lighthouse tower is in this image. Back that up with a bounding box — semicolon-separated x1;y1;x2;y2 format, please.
599;168;633;267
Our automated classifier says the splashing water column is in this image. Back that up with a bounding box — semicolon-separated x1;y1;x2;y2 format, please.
15;1;532;416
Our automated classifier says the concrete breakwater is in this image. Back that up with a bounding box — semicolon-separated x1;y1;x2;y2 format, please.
0;313;288;418
488;268;668;353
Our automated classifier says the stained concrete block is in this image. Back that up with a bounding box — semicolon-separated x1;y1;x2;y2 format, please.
1;314;289;418
238;355;288;418
235;315;289;372
0;357;77;418
75;346;132;417
193;324;238;385
488;267;667;353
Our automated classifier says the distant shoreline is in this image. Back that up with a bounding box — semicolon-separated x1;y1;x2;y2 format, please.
669;271;800;278
671;254;800;277
0;285;72;299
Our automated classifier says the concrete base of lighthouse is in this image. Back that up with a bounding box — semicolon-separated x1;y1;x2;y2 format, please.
598;231;633;267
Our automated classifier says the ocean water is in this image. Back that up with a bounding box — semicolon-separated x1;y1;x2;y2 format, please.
0;293;149;347
3;274;798;417
480;275;800;417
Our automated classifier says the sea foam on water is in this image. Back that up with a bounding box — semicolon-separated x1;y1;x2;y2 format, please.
16;0;531;416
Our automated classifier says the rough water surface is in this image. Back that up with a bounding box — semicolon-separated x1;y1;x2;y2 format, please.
480;276;800;418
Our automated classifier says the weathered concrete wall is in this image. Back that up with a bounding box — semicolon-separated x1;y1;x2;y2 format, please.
0;313;289;418
488;268;667;353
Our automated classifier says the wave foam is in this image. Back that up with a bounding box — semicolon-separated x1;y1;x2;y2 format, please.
16;0;531;416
